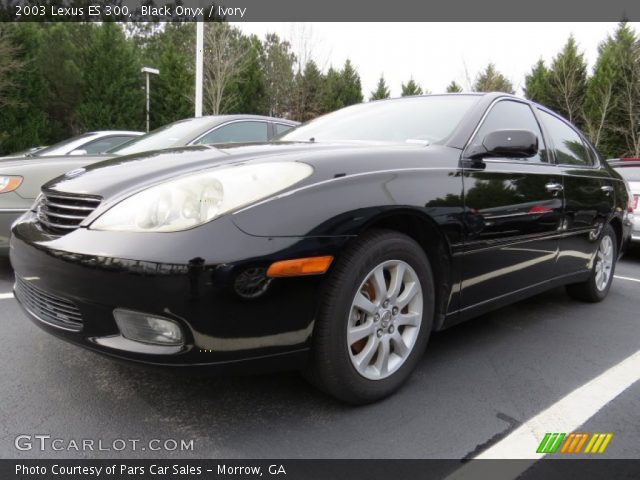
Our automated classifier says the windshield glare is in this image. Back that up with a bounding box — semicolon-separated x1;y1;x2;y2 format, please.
110;117;215;155
280;95;479;144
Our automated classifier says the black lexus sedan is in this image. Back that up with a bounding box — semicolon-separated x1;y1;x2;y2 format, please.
10;93;632;404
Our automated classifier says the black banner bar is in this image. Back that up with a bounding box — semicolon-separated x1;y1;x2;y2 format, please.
1;0;640;22
3;459;640;480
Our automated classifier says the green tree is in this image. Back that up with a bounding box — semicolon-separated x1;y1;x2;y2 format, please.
76;23;144;131
473;63;514;94
149;27;194;128
319;66;343;113
38;24;87;141
524;59;553;107
583;37;618;151
339;59;363;106
296;60;324;121
226;34;267;115
261;33;295;117
548;36;587;124
370;75;390;100
401;78;423;96
606;22;640;157
446;81;463;93
0;23;48;154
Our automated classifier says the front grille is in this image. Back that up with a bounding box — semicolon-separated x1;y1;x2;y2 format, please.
14;276;83;331
36;190;102;234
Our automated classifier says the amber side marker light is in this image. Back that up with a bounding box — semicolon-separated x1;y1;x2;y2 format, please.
0;176;23;194
267;256;334;277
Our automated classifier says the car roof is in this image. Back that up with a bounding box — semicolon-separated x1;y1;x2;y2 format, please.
85;131;144;136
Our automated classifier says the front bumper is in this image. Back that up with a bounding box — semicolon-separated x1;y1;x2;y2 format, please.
10;212;350;371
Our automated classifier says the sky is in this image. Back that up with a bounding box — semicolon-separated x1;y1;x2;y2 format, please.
231;22;640;98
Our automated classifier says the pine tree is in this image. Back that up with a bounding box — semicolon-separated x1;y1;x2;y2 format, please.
548;36;587;124
473;64;514;94
401;78;423;96
524;59;553;107
339;59;363;106
76;23;144;131
149;29;194;128
261;33;295;117
319;67;343;113
0;23;48;154
370;75;390;101
446;81;463;93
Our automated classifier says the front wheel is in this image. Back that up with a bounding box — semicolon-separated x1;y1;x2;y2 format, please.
306;230;435;404
566;224;617;302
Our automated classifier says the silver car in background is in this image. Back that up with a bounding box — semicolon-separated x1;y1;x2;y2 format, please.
610;158;640;243
0;131;142;160
0;115;299;254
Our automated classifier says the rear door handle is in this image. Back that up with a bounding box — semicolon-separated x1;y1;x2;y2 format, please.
601;185;614;194
545;182;564;194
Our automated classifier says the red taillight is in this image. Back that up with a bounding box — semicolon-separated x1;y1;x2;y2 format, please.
632;195;639;211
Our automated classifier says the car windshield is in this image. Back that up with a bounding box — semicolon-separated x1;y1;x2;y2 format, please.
615;165;640;182
32;133;95;156
109;117;215;155
279;95;480;144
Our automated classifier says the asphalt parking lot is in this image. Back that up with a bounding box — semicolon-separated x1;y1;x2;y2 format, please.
1;247;639;462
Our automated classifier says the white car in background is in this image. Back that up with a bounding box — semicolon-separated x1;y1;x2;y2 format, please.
609;158;640;243
0;130;143;160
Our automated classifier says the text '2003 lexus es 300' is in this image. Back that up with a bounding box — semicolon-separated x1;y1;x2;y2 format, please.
10;93;632;404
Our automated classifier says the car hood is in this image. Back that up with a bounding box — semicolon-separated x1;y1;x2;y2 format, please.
0;154;115;200
43;142;456;201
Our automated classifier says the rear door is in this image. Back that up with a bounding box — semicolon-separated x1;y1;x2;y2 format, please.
460;99;563;310
537;109;615;274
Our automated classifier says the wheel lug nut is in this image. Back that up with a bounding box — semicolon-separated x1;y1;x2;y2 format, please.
374;313;380;322
383;300;389;308
392;307;399;315
376;329;383;338
389;326;394;333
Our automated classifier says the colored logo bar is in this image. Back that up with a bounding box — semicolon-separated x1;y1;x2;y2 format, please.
536;433;613;454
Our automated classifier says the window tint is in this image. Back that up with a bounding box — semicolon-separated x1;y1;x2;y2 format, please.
82;136;134;154
195;121;269;145
539;110;591;166
275;123;294;135
473;100;547;162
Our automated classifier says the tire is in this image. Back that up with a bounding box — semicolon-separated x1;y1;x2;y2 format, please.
566;224;617;303
305;229;435;404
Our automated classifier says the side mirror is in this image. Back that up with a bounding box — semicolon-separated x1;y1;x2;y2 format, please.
466;129;538;160
69;149;88;156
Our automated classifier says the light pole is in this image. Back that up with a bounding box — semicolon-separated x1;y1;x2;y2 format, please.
195;21;204;117
141;67;160;132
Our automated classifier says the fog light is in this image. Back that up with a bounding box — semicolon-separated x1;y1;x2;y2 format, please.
113;309;184;346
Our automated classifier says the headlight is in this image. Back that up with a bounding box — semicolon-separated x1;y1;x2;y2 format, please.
0;176;23;193
91;162;313;232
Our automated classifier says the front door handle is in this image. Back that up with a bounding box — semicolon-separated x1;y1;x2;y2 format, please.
601;185;614;194
545;182;564;194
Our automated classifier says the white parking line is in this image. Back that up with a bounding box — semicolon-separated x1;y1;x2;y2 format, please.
0;293;13;299
446;349;640;479
614;275;640;283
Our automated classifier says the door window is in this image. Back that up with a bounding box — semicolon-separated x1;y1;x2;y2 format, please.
538;110;592;166
194;121;269;145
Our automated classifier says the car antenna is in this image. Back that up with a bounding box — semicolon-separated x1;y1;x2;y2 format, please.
309;137;315;143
